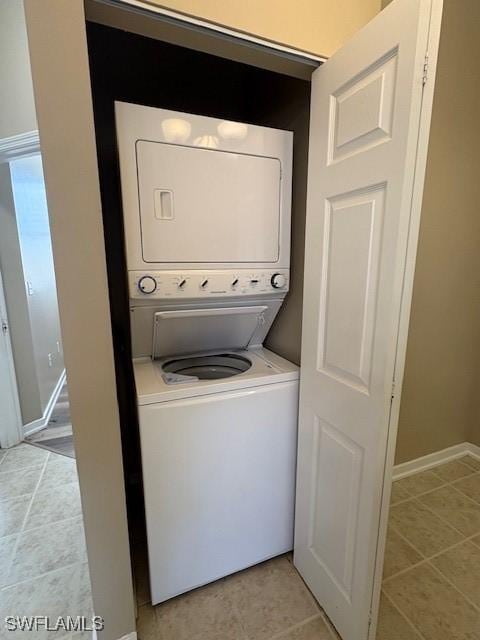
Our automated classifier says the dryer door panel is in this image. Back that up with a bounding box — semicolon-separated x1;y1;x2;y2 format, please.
136;141;281;263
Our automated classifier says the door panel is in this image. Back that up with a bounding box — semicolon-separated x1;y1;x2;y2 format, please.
330;52;398;163
320;185;385;391
294;0;441;638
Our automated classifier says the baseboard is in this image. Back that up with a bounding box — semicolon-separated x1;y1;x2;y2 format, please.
22;369;66;437
393;441;480;480
465;442;480;459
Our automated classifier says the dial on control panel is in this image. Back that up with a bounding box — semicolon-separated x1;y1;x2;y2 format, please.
138;275;157;294
271;273;286;289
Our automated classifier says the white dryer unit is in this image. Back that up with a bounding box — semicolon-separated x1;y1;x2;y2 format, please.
115;102;293;298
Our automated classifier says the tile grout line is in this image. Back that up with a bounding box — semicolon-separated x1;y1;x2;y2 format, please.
0;560;87;593
392;471;480;539
427;558;480;615
0;461;47;476
20;512;85;536
450;472;480;506
0;497;83;545
383;524;480;584
429;461;477;482
17;452;51;536
3;452;50;582
406;496;470;539
268;613;322;640
380;588;427;640
391;458;478;505
319;610;342;640
391;478;451;505
433;479;480;519
382;460;480;637
0;444;91;637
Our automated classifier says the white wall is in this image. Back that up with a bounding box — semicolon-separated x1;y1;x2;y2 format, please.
393;0;480;463
0;0;37;139
9;155;64;418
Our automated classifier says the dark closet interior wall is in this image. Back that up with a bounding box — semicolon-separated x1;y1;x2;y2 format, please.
86;22;310;491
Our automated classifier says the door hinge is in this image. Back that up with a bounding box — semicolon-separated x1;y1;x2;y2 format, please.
422;52;429;86
391;380;396;401
367;610;373;636
1;319;8;335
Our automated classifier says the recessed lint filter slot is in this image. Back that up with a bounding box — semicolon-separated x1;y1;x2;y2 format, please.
154;189;174;220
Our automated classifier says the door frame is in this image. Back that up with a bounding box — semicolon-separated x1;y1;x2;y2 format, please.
94;2;444;637
368;1;443;637
0;267;23;448
86;0;443;636
0;130;43;449
0;131;43;448
22;1;441;638
85;0;325;79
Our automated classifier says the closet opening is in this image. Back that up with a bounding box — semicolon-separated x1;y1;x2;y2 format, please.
85;15;314;627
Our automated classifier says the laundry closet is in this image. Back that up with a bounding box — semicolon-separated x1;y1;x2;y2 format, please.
83;1;441;638
87;13;310;602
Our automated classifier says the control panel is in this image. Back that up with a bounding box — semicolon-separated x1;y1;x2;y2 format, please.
129;269;289;300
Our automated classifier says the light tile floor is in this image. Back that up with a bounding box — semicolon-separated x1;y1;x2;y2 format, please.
378;454;480;639
0;443;93;640
134;454;480;640
134;545;340;640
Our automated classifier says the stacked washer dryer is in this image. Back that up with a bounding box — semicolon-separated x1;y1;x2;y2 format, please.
115;102;299;605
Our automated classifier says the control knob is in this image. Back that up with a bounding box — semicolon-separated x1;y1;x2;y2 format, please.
138;275;157;295
271;273;286;289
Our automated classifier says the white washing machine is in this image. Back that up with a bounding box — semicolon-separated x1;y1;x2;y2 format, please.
115;102;298;604
135;344;298;604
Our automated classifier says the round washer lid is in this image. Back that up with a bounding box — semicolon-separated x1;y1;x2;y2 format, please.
162;353;252;382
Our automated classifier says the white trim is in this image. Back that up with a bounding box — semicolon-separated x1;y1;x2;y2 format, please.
464;442;480;459
393;442;480;480
116;633;137;640
92;0;326;65
0;131;40;163
22;369;66;437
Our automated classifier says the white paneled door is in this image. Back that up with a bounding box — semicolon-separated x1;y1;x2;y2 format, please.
294;0;442;638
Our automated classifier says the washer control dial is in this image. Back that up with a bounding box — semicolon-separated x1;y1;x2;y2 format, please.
138;275;157;295
271;273;286;289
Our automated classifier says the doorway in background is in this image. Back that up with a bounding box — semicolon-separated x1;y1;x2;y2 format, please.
0;153;74;458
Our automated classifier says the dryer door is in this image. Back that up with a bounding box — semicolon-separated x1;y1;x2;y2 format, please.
136;141;281;264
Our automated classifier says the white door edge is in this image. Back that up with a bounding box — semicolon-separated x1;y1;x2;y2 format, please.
368;1;443;637
0;269;23;448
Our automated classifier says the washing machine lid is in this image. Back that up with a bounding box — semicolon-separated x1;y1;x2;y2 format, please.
152;306;268;358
